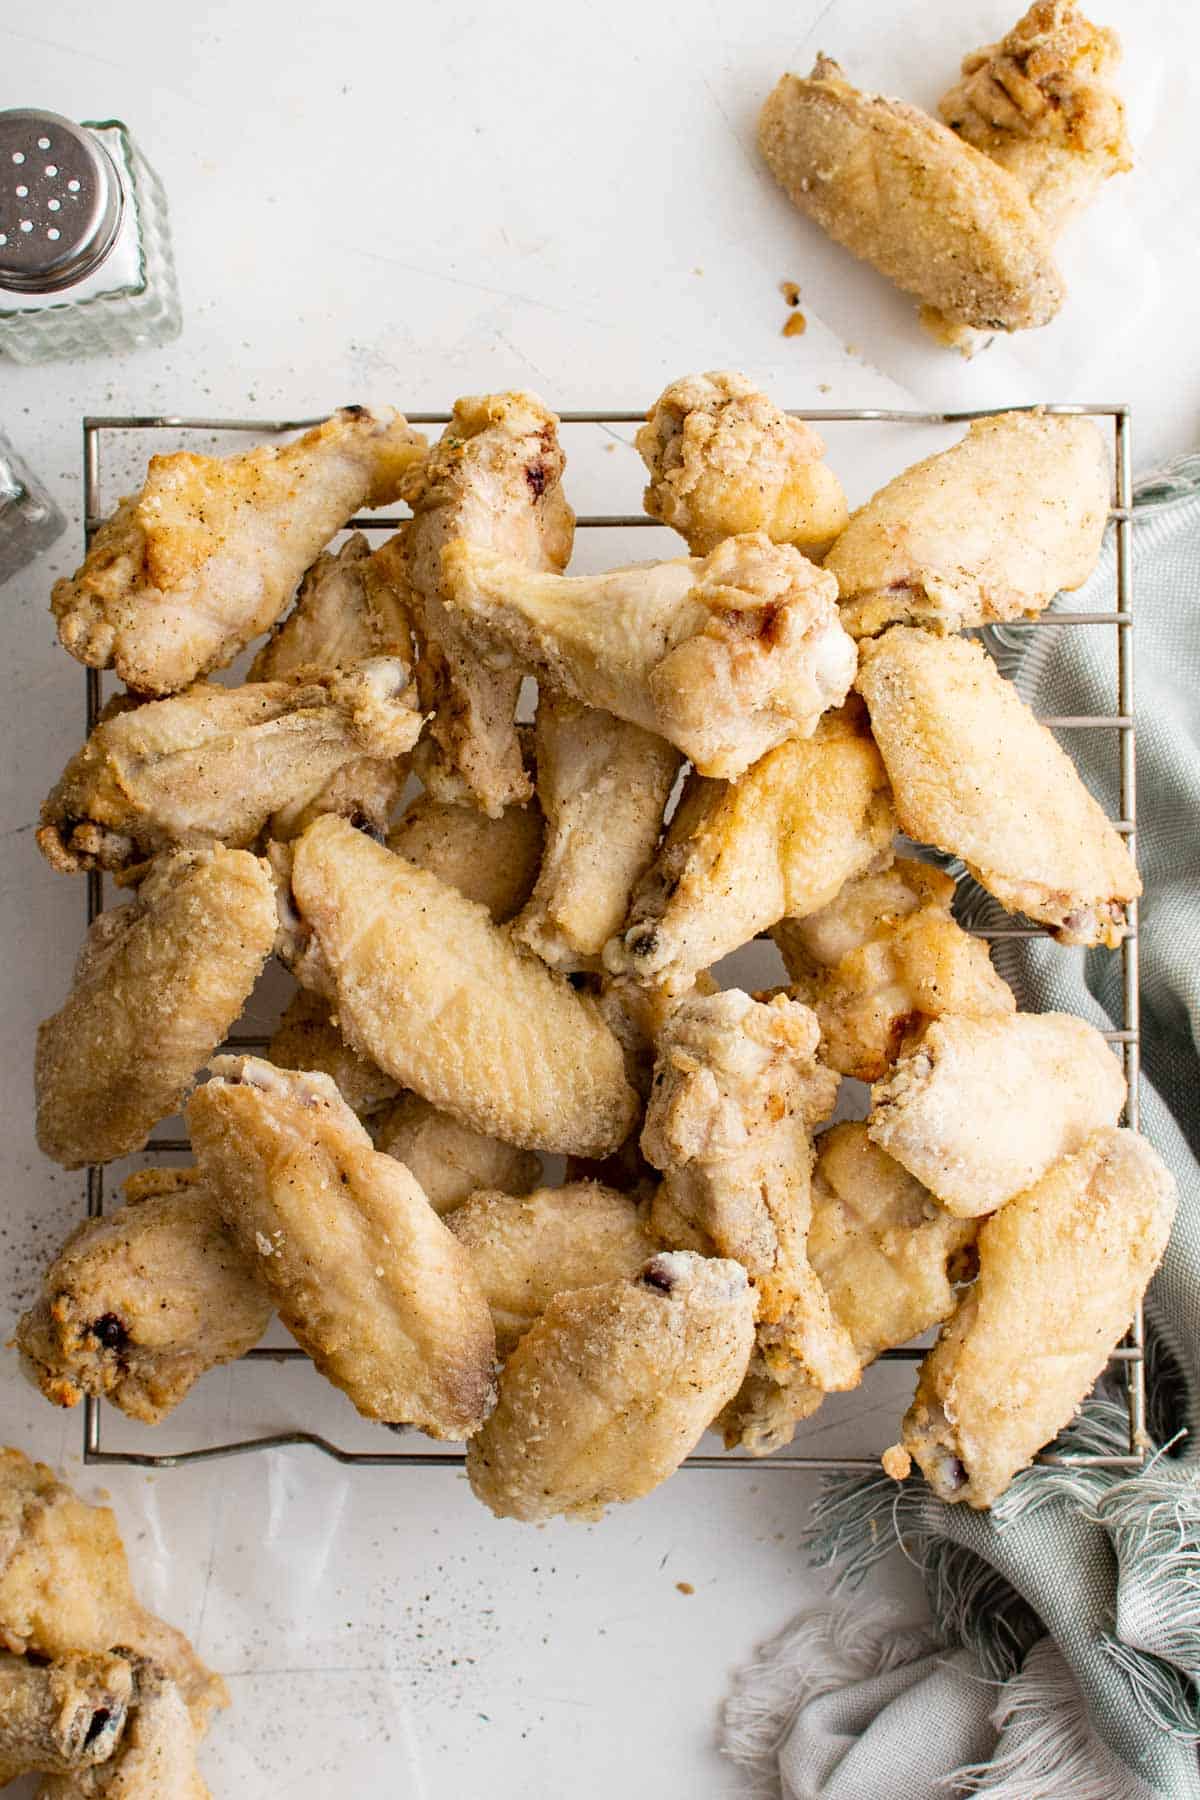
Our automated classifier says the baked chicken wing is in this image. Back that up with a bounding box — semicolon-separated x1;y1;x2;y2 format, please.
895;1128;1175;1508
37;1659;210;1799
374;1094;540;1216
247;530;412;681
466;1251;755;1521
274;816;637;1157
636;371;847;557
386;785;544;924
51;408;425;696
772;859;1015;1080
38;658;421;875
16;1167;270;1424
855;626;1140;945
448;1183;655;1356
605;702;894;994
0;1447;226;1727
0;1651;132;1786
512;693;681;971
868;1011;1127;1216
401;392;574;815
824;412;1110;637
939;1;1131;237
267;988;401;1115
758;57;1063;333
440;531;856;780
810;1123;977;1374
187;1058;496;1437
641;990;857;1454
36;847;277;1169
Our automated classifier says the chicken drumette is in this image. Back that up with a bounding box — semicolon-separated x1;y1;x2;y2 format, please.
636;371;847;557
512;693;681;972
772;859;1015;1080
868;1010;1127;1216
605;702;895;994
641;989;858;1453
400;392;574;815
824;412;1110;638
51;408;425;695
440;530;856;780
939;1;1131;237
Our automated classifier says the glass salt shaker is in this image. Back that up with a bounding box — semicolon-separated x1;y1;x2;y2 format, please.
0;109;181;363
0;427;65;585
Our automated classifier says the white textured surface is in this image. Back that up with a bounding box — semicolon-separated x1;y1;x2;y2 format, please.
0;2;1194;1793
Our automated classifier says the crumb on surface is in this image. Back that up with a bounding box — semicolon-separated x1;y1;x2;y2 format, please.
881;1444;912;1482
782;312;807;338
675;1580;695;1596
779;280;801;305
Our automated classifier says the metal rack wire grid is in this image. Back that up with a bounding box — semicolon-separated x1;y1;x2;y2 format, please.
76;403;1141;1474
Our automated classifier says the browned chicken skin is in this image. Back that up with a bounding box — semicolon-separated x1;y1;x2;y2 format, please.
940;1;1132;236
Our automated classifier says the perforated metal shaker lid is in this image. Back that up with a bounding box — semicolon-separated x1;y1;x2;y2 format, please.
0;109;124;295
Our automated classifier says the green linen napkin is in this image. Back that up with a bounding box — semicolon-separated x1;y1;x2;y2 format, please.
723;458;1200;1799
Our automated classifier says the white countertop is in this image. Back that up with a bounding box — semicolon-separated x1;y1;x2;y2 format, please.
1;3;1195;1793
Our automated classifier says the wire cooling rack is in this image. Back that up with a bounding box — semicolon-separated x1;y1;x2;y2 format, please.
76;404;1141;1475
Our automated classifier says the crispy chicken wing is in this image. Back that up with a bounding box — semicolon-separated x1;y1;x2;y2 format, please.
0;1448;226;1728
38;659;421;875
759;57;1063;333
387;786;544;924
641;990;856;1454
868;1011;1126;1216
940;2;1131;237
267;988;401;1115
605;702;895;993
856;626;1140;945
824;413;1110;637
441;531;856;780
374;1094;540;1216
401;392;573;815
274;816;637;1156
247;531;412;680
16;1168;271;1424
38;1660;210;1799
51;408;425;696
187;1058;496;1437
36;847;277;1169
448;1183;655;1356
810;1123;976;1370
0;1651;132;1785
466;1251;755;1520
636;371;848;557
896;1128;1174;1508
773;859;1015;1080
512;693;681;971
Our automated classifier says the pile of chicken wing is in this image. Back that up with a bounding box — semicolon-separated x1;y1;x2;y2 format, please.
23;373;1174;1529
